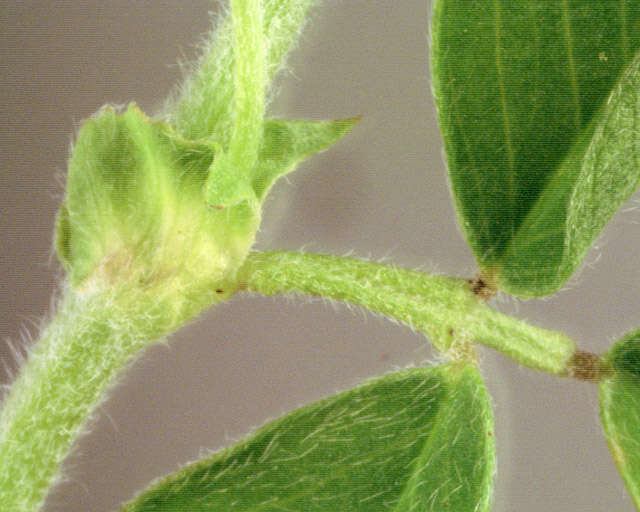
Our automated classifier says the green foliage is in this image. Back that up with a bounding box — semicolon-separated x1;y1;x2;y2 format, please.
121;364;494;512
1;0;357;510
55;0;355;328
255;119;359;201
56;104;258;308
5;0;640;510
56;105;354;326
607;328;640;378
431;0;640;297
600;329;640;509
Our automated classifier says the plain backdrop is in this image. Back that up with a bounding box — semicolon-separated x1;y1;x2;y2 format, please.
1;2;639;511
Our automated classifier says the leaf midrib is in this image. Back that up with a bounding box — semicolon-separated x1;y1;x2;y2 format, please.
391;376;456;512
493;0;516;214
495;54;637;275
561;0;582;131
236;373;447;512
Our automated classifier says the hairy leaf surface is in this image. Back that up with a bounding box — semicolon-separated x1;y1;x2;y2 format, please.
431;0;640;296
255;118;360;201
600;329;640;510
121;364;494;512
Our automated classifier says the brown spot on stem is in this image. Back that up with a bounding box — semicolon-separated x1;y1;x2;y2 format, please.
467;272;497;301
568;350;613;381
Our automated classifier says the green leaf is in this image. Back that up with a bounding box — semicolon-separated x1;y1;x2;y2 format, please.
254;118;360;201
600;329;640;510
56;104;355;297
121;364;495;512
204;117;358;209
431;0;640;297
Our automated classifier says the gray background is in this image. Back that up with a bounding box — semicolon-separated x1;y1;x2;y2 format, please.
1;1;638;511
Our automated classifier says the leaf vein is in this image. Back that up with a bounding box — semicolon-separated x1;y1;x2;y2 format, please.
562;0;582;129
493;0;516;208
621;0;630;60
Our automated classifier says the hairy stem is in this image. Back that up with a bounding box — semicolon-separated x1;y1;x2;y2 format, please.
0;287;171;511
239;251;577;375
228;0;265;175
168;0;317;142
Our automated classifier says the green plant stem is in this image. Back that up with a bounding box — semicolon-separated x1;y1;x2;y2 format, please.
239;251;577;375
0;250;581;511
204;0;267;209
168;0;316;142
228;0;265;175
0;286;171;512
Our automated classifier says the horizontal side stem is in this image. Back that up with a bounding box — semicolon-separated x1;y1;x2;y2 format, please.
239;251;577;375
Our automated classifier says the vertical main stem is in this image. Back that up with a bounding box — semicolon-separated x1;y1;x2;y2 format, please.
204;0;266;209
228;0;265;174
0;287;162;511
